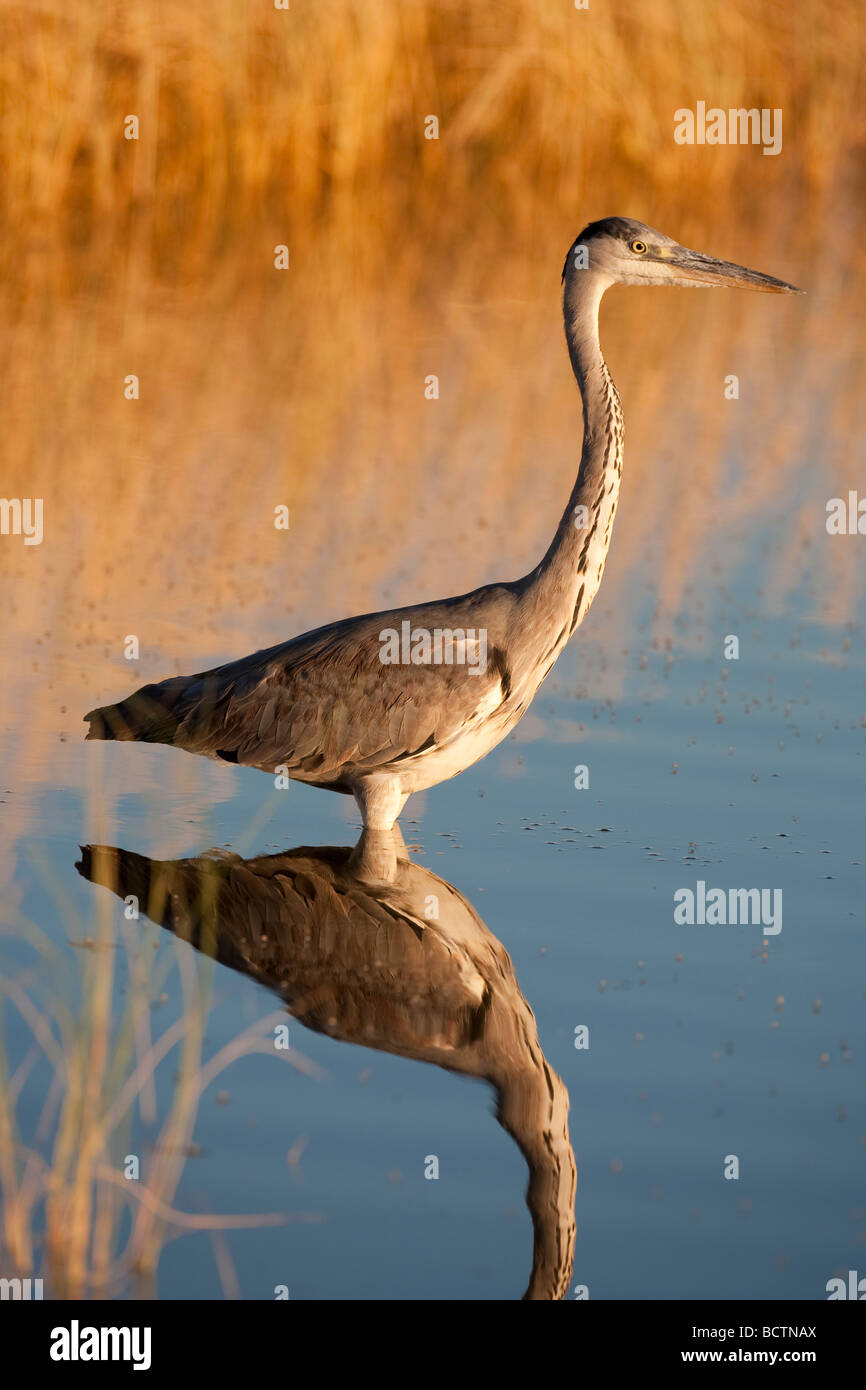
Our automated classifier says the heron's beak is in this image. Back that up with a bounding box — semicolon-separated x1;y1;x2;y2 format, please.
666;246;803;294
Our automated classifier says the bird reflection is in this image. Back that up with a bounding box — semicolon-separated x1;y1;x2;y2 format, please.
76;829;576;1300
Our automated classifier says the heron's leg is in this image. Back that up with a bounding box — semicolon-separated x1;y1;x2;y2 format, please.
351;778;408;832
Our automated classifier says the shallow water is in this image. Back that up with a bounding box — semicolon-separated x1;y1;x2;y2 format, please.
3;541;864;1298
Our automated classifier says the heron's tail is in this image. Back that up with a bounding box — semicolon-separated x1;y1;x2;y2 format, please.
84;677;193;744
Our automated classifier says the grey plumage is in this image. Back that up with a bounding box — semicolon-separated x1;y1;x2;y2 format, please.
85;218;800;828
86;591;517;782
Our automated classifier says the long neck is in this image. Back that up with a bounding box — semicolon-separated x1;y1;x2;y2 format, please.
521;275;624;647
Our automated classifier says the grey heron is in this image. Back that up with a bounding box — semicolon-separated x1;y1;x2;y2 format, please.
85;217;801;829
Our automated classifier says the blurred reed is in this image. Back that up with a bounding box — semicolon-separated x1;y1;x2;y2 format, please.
0;776;319;1297
0;0;863;292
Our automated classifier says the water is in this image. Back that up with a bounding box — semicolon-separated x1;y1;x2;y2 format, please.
3;548;863;1299
1;217;864;1299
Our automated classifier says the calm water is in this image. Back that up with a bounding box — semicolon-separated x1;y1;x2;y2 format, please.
3;538;863;1300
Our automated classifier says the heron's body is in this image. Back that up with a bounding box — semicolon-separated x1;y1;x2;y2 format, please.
85;217;799;828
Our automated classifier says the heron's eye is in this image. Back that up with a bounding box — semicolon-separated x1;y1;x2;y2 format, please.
630;239;647;255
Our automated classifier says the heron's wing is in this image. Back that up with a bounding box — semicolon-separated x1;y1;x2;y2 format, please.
184;599;513;776
87;587;517;780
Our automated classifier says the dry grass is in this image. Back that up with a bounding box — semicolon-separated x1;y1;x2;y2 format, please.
0;775;321;1299
0;814;320;1298
0;0;863;290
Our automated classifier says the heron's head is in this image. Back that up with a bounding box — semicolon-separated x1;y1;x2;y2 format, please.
563;216;802;294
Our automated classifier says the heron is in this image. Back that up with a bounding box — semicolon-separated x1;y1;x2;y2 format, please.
85;217;801;831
